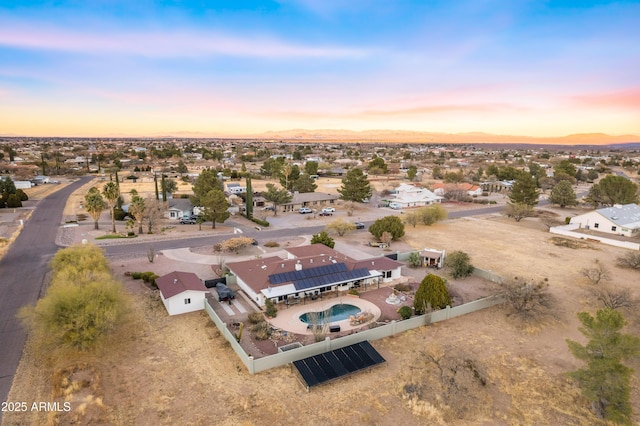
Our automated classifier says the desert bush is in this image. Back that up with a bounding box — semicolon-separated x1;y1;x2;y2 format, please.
394;283;413;293
265;298;277;318
248;312;264;324
263;241;280;248
348;288;359;296
617;252;640;270
398;306;413;320
252;321;271;340
580;259;610;285
445;251;474;279
499;277;554;322
221;237;254;253
407;252;421;268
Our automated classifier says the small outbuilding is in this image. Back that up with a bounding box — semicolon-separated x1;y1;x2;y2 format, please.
156;271;208;315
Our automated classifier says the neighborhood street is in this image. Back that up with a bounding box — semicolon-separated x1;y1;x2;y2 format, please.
0;177;91;419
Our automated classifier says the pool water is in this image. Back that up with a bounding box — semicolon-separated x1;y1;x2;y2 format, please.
299;304;361;324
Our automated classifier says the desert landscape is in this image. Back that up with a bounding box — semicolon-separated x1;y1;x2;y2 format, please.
3;181;639;425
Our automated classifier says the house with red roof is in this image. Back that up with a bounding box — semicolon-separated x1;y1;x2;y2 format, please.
226;244;403;307
156;271;209;315
432;182;483;198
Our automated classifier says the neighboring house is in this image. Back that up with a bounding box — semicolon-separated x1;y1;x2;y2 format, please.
432;183;483;198
226;182;246;194
13;180;33;189
418;248;446;268
156;271;209;315
569;203;640;237
386;183;442;208
480;180;514;193
165;198;194;220
280;192;339;213
226;244;402;307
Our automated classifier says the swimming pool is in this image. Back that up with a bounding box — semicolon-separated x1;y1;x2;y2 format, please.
299;303;361;324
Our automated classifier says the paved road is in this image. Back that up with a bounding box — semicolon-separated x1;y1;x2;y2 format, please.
0;177;91;419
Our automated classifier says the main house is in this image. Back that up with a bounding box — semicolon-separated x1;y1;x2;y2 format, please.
569;203;640;237
432;182;483;198
226;244;403;307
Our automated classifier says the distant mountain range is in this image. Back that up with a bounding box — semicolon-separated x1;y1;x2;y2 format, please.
3;129;639;146
253;129;640;145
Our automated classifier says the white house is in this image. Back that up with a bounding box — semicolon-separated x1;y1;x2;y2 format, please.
226;182;246;194
569;204;640;237
156;271;209;315
432;183;483;198
165;199;194;220
387;183;443;208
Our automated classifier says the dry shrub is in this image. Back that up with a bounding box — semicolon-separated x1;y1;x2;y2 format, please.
499;277;556;324
263;240;280;248
247;312;264;324
252;321;271;340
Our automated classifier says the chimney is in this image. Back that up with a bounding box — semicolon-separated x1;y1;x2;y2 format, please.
295;261;302;271
310;259;313;263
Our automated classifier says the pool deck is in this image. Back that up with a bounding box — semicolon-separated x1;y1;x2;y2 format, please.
267;297;382;335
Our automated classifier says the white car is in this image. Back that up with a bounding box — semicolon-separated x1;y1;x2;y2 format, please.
299;207;313;214
389;202;402;210
321;207;335;213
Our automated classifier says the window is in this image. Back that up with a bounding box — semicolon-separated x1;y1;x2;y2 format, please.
184;298;191;304
611;226;617;232
594;223;599;229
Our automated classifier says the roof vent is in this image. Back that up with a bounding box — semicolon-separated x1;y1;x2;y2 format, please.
173;279;178;284
261;265;267;270
612;216;618;220
295;262;302;271
281;263;285;268
310;259;313;263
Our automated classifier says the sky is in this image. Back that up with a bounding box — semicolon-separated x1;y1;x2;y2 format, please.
0;0;639;138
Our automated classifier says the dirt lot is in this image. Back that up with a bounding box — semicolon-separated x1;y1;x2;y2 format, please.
4;190;640;424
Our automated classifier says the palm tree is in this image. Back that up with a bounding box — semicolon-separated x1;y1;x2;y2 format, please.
102;181;120;233
84;187;106;230
128;189;146;234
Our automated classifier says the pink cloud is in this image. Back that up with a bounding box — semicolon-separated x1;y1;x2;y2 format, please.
571;88;640;109
0;23;370;59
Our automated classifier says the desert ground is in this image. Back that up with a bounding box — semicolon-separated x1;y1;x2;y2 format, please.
3;180;640;425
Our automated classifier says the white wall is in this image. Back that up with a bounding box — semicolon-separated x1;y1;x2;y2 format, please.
236;277;265;307
162;290;207;315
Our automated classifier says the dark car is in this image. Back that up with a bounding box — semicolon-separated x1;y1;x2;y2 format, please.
215;283;236;302
179;217;197;224
354;222;365;229
318;211;333;216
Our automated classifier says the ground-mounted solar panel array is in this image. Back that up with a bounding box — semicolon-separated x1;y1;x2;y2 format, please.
293;341;386;390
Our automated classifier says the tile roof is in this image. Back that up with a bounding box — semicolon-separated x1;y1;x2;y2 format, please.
156;271;207;300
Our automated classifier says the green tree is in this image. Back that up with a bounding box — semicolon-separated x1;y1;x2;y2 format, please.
310;231;335;248
262;183;292;216
549;180;578;208
445;251;474;279
102;181;120;233
407;252;421;267
279;164;300;191
566;309;640;423
369;215;405;240
554;159;577;177
509;173;540;206
201;189;230;229
21;245;129;352
292;174;317;193
304;161;319;176
84;187;106;230
403;210;421;228
245;176;253;219
414;274;450;313
586;175;638;207
161;177;178;197
368;156;387;175
407;165;418;181
260;157;284;178
191;169;222;207
325;218;356;236
176;160;189;175
338;168;371;202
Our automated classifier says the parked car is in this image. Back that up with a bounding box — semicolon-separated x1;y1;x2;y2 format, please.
215;283;236;302
179;217;197;224
299;207;313;214
319;211;333;216
389;202;402;210
261;206;275;211
368;241;389;249
321;207;335;213
354;221;365;229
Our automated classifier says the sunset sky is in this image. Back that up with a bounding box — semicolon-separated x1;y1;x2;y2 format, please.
0;1;639;138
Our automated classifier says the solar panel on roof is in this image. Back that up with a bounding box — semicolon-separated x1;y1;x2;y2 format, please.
293;341;385;389
269;262;348;284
